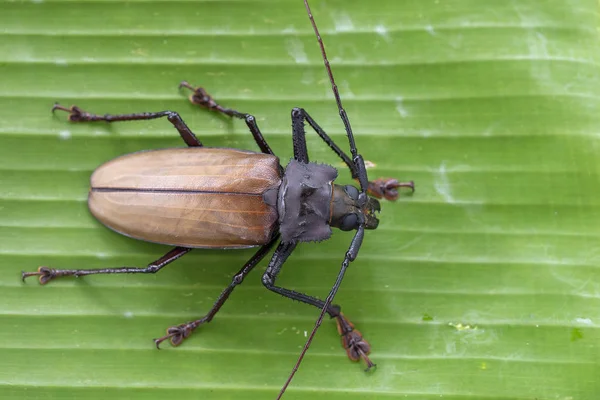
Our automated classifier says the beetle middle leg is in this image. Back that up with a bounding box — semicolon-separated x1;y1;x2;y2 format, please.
179;81;273;155
51;103;203;147
261;241;375;369
153;236;280;348
22;247;191;285
291;107;414;201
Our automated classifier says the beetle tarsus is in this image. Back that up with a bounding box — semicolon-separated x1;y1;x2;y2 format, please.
21;266;57;285
179;81;246;119
51;103;88;122
153;321;202;348
367;178;415;201
335;312;375;370
179;81;274;155
179;81;218;110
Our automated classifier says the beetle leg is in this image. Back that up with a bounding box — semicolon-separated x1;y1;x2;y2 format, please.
153;235;279;349
179;81;274;155
261;241;374;367
51;103;203;147
21;247;190;285
291;107;414;199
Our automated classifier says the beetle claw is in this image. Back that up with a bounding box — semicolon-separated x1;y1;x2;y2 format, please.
178;80;194;91
21;266;57;285
51;103;71;114
335;313;376;370
367;178;414;201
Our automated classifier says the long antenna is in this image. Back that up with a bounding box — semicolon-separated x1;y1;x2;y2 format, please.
275;250;354;399
303;0;358;159
275;2;367;398
275;226;364;399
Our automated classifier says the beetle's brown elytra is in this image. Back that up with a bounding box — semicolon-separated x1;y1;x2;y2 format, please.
89;147;281;248
22;0;415;398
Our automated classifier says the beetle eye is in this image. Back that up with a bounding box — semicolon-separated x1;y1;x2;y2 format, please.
339;213;358;231
344;185;359;201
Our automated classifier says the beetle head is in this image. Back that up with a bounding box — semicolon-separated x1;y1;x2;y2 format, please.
330;184;380;231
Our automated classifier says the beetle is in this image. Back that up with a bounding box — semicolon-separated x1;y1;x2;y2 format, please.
22;0;414;395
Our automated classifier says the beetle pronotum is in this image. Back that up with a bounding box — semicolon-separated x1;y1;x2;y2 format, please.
22;0;414;397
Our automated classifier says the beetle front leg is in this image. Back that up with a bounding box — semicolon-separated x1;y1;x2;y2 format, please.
261;241;375;369
22;247;191;285
51;104;202;147
153;236;279;348
291;107;414;200
179;81;274;155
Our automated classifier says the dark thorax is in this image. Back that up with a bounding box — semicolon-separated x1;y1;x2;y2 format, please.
274;159;382;243
276;159;337;243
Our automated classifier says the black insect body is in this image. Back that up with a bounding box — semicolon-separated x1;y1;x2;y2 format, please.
21;0;414;397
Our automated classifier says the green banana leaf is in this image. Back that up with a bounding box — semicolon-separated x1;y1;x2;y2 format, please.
1;0;599;399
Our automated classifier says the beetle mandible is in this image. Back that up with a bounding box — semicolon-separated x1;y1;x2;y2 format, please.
22;0;414;392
